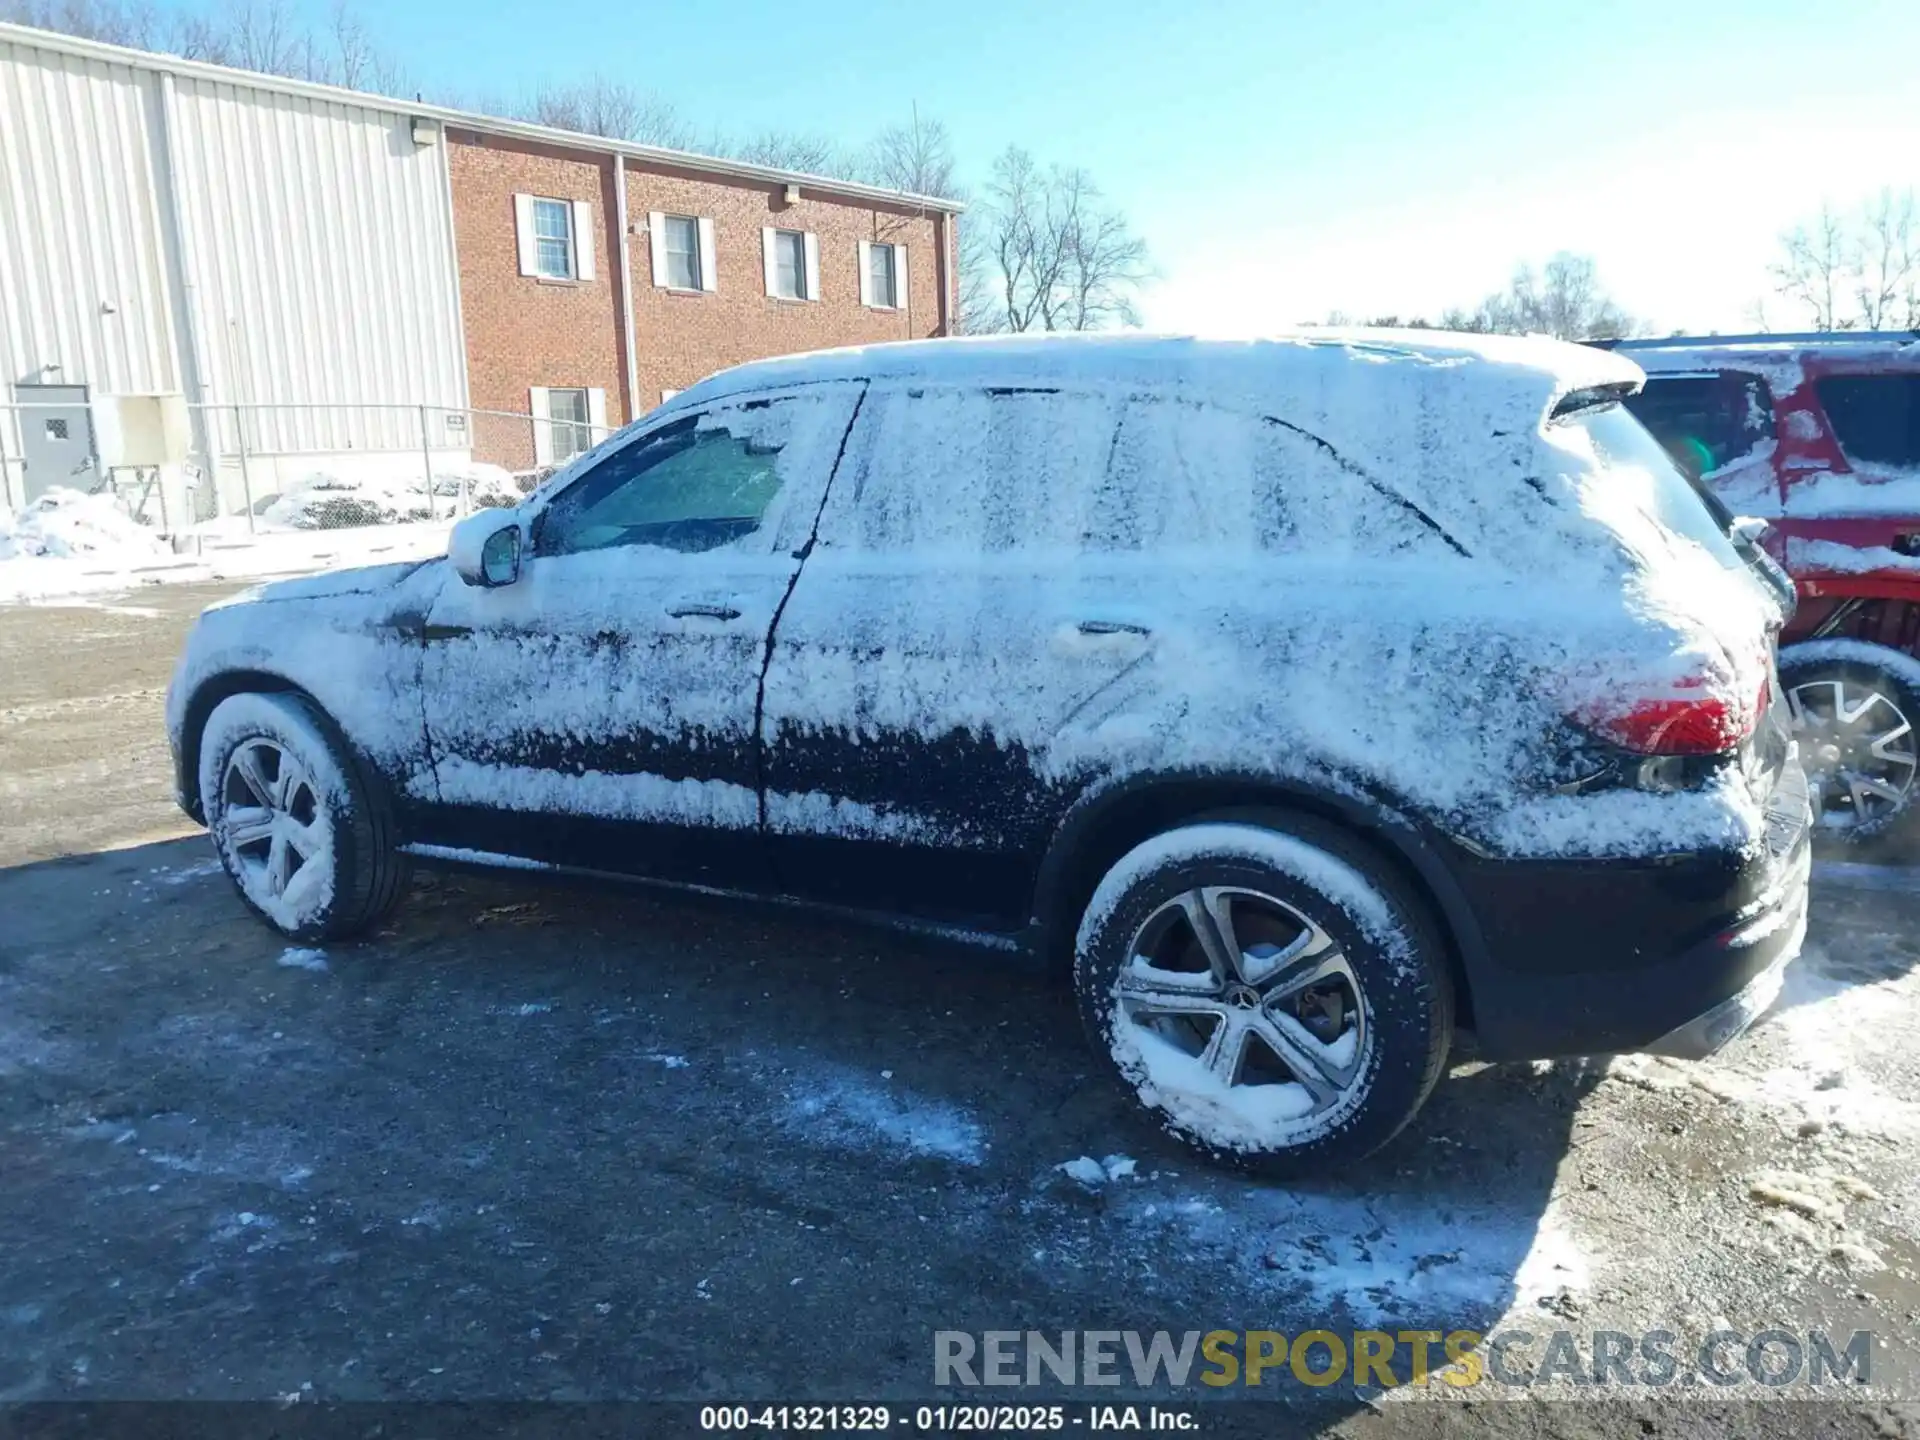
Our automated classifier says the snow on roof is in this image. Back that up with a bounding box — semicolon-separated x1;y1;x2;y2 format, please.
679;330;1645;413
1616;334;1920;377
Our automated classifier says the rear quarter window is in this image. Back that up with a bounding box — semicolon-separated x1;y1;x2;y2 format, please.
1815;374;1920;469
1568;404;1748;572
1099;396;1454;556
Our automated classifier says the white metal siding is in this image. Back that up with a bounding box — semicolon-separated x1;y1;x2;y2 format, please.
0;40;177;398
167;75;467;454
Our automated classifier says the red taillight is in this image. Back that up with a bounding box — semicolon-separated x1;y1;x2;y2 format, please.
1579;675;1768;756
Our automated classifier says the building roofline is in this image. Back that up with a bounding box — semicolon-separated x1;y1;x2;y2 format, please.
0;20;966;214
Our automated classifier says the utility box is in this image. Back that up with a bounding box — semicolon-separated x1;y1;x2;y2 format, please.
92;393;191;468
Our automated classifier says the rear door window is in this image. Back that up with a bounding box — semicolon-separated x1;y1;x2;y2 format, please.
1623;372;1774;479
1815;374;1920;469
826;385;1116;552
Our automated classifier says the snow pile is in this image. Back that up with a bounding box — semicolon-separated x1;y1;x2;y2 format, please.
0;488;170;560
257;463;519;530
1057;1154;1137;1186
0;488;179;602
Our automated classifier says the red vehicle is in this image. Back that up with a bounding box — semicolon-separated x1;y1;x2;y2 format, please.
1610;333;1920;847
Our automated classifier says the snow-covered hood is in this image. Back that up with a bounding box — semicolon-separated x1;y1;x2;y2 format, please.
207;558;437;612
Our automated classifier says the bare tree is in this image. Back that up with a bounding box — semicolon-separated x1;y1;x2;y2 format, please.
866;109;958;198
0;0;159;44
1442;252;1636;340
5;0;414;93
1766;191;1920;331
977;145;1149;333
1856;188;1919;331
1770;204;1851;331
729;130;848;175
516;76;696;149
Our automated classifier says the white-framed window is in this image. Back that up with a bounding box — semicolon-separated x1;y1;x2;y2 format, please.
529;385;608;466
549;387;591;460
649;212;717;292
514;194;595;281
858;240;908;310
533;199;573;278
763;228;819;301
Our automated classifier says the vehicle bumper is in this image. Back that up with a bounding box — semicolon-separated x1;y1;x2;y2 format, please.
1642;878;1804;1059
1451;766;1812;1062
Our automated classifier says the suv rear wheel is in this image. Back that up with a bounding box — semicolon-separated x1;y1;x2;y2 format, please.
1073;819;1452;1175
1780;647;1920;849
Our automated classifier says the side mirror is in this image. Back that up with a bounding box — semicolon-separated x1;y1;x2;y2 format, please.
449;511;524;588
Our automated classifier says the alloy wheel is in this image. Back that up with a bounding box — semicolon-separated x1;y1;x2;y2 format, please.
1787;677;1919;831
1115;885;1370;1118
219;737;328;912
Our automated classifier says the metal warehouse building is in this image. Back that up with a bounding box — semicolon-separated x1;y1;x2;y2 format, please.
0;22;959;529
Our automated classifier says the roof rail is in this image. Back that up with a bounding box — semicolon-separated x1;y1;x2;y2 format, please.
1603;331;1920;349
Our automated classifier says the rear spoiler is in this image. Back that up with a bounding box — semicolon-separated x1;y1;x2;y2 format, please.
1547;380;1641;422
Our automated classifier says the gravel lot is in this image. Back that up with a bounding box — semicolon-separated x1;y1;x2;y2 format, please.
3;582;1919;1435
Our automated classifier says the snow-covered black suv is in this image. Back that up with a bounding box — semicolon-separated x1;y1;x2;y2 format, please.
167;333;1811;1172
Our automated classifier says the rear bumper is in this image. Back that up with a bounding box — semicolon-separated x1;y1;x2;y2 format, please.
1452;766;1812;1062
1643;842;1808;1059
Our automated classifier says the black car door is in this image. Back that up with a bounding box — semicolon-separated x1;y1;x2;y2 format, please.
413;382;865;889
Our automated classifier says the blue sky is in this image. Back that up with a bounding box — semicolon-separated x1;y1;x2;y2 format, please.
361;0;1920;334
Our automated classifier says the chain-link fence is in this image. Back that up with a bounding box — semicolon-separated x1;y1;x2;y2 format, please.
0;400;617;539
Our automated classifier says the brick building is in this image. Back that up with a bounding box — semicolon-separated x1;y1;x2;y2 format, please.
0;21;961;511
448;129;958;471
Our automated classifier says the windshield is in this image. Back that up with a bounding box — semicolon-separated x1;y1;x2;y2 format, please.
1568;403;1748;572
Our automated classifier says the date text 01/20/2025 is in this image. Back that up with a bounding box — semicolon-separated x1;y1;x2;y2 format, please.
698;1404;1198;1431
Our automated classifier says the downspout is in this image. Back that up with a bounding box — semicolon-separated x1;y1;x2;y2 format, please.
614;153;640;422
937;209;954;337
152;72;215;477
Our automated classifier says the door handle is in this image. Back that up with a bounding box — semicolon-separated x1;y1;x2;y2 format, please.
667;601;743;622
1075;618;1151;637
420;623;473;641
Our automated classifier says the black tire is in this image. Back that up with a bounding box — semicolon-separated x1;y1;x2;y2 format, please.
1778;646;1920;854
197;691;411;943
1073;818;1452;1176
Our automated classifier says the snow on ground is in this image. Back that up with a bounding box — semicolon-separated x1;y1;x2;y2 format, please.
779;1062;986;1165
0;488;180;601
1;509;453;603
0;470;503;603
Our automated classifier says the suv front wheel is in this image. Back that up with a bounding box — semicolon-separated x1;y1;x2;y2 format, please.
1073;819;1453;1175
198;691;411;943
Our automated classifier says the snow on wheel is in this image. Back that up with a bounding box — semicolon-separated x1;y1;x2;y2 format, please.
1779;641;1920;848
1074;821;1451;1174
197;691;409;942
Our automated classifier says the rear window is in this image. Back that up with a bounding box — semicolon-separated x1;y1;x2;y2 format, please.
1815;374;1920;468
1623;372;1773;479
1568;404;1747;572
